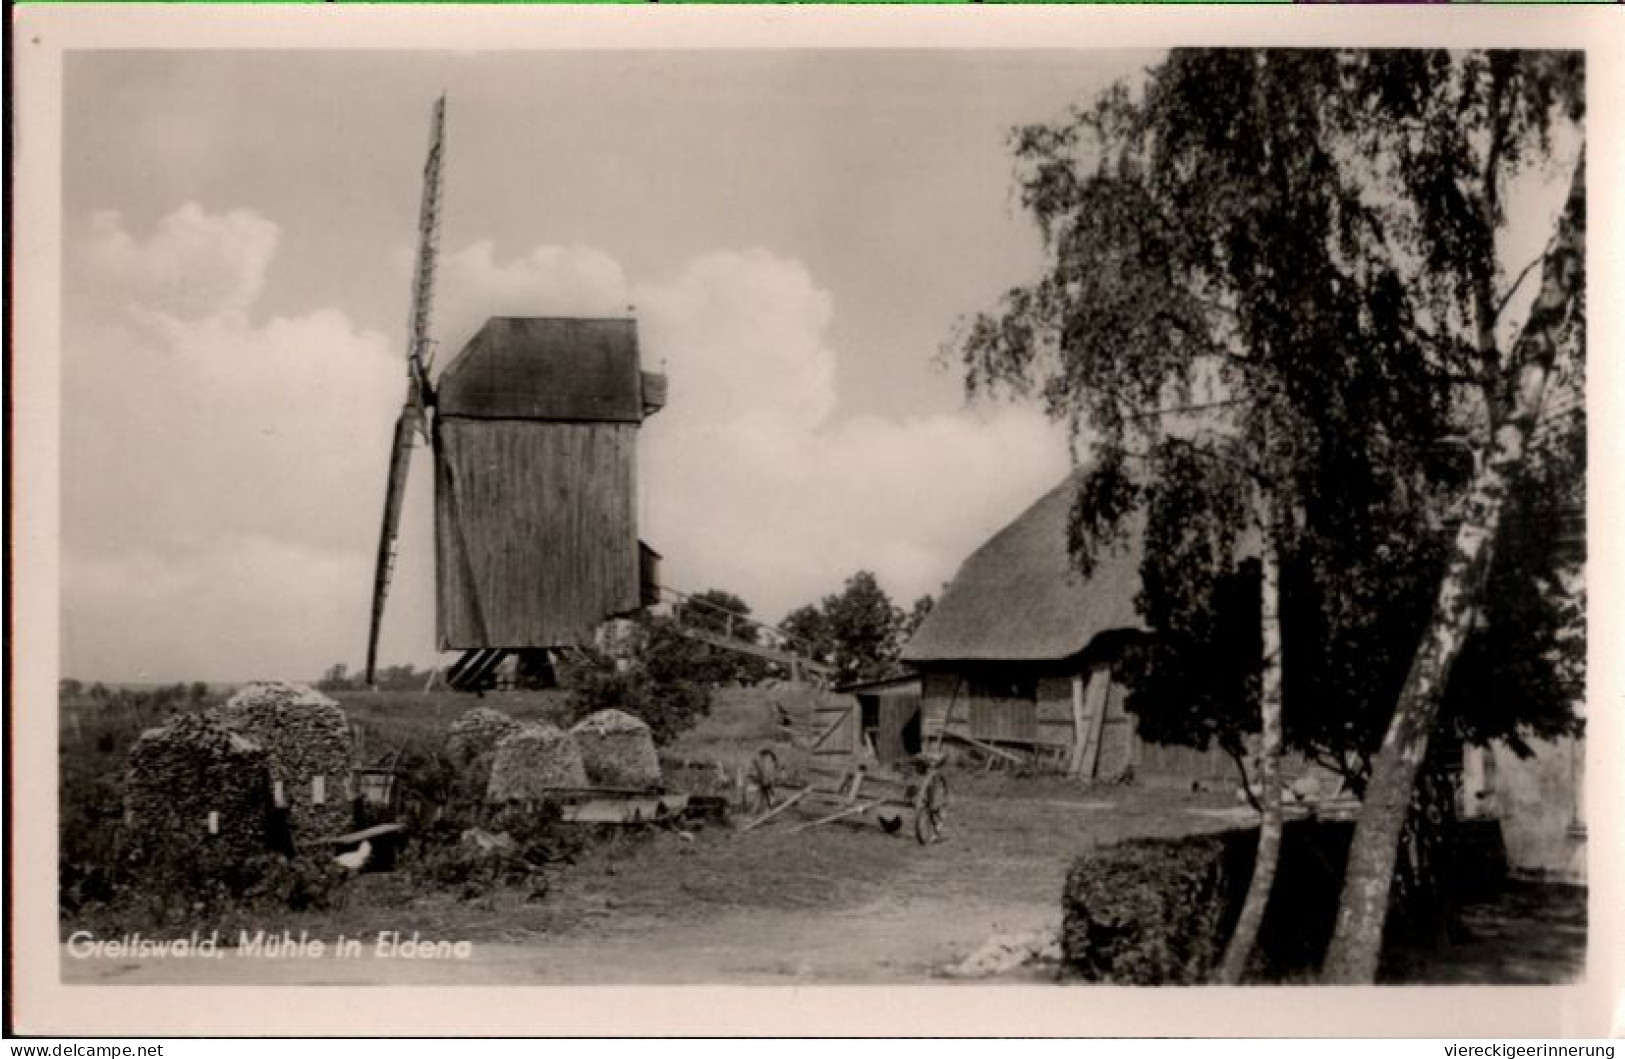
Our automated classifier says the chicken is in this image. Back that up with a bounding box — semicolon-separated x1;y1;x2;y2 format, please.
334;839;372;873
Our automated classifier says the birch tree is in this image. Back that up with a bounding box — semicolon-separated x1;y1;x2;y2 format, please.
957;48;1584;982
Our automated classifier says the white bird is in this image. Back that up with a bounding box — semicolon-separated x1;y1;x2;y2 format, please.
334;840;372;872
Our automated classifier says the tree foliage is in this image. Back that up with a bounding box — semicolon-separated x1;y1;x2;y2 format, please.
556;616;713;746
782;571;908;686
675;588;772;686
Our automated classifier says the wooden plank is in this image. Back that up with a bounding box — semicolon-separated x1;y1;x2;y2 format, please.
943;729;1026;764
672;626;835;676
930;677;964;755
737;787;809;834
788;801;875;834
1068;672;1090;776
1079;665;1113;779
807;703;856;754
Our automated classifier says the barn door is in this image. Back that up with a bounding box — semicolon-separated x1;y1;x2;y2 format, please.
808;701;859;760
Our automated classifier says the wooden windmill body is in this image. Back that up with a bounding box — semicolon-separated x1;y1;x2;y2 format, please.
433;316;665;651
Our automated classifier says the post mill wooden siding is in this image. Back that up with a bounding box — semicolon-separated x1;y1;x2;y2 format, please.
435;419;639;649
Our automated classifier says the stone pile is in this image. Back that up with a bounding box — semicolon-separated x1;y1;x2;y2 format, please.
445;707;521;799
219;680;354;845
123;711;274;888
569;709;661;789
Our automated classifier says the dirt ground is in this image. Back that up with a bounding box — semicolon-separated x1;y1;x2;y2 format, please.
62;778;1252;985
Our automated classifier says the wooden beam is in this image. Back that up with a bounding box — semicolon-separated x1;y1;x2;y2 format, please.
671;626;835;676
788;801;874;834
931;678;965;756
943;729;1025;764
1068;672;1088;776
1082;667;1112;779
1070;665;1112;779
737;786;810;834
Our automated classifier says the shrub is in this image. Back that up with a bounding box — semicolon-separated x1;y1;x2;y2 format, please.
1060;820;1367;984
558;623;713;746
1061;832;1243;984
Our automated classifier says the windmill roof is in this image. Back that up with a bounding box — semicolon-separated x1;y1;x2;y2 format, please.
901;473;1146;664
436;317;646;422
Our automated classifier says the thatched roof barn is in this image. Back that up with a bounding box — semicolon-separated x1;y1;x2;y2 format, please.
904;474;1144;664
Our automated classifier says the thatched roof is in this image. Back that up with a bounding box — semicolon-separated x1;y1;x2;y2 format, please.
901;474;1145;664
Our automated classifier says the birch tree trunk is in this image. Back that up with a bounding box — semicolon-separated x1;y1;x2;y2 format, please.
1322;154;1585;984
1217;514;1285;984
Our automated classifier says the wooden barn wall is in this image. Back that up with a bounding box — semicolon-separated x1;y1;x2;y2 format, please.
436;419;639;649
918;662;1235;783
860;686;922;764
921;672;966;743
1035;677;1074;748
968;688;1036;743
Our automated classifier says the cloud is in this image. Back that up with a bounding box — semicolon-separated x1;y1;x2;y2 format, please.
81;204;280;319
636;250;839;433
63;205;425;680
635;250;1071;624
436;240;630;354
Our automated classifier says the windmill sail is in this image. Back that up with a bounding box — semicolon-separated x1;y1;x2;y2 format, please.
366;96;447;686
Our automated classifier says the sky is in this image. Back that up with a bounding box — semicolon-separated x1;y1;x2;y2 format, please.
60;49;1163;683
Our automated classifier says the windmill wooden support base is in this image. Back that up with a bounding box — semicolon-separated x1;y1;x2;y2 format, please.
736;748;948;845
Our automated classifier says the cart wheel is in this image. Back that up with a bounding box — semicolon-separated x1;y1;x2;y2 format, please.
743;748;780;814
914;772;948;845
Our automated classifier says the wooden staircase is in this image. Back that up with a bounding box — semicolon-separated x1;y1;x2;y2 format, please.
446;648;508;692
657;587;835;685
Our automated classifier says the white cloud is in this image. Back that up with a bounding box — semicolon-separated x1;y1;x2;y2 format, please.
436;240;630;354
636;250;838;433
635;250;1071;624
82;204;280;319
63;206;426;680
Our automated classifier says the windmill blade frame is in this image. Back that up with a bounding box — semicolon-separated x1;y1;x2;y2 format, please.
365;96;447;686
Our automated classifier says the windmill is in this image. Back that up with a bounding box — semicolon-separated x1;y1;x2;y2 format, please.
365;95;446;686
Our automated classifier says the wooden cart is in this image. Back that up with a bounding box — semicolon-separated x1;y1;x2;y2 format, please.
737;746;948;845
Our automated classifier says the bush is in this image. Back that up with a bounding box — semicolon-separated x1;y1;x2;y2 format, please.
558;622;713;746
1061;832;1242;984
1060;820;1366;984
241;852;351;912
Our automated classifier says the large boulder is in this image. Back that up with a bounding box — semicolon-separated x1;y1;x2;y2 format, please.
570;709;661;788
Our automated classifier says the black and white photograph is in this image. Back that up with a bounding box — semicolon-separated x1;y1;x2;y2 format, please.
10;4;1621;1038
